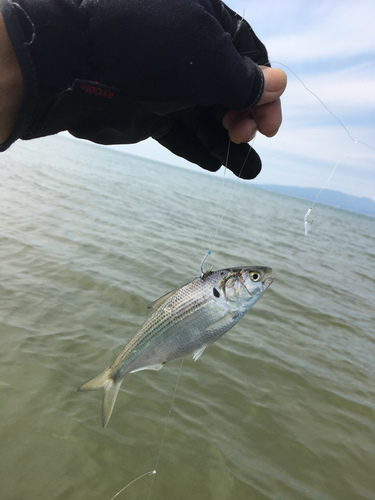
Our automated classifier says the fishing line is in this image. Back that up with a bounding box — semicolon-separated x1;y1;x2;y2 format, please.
138;142;251;497
269;60;375;234
110;137;251;498
270;60;375;152
110;55;373;500
206;138;254;266
108;359;184;500
209;139;231;253
303;139;359;234
148;358;185;495
109;470;156;500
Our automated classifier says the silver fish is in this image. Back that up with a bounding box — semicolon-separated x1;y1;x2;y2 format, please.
78;265;274;427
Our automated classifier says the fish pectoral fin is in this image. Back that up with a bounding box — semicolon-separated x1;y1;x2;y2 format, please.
147;289;177;311
192;345;208;361
202;313;235;335
129;362;166;374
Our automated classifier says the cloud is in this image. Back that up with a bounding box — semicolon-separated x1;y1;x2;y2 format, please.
232;0;375;63
265;5;375;63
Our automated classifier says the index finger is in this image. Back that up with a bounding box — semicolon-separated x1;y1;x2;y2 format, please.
250;98;283;137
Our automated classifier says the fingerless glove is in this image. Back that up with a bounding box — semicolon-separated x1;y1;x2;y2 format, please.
0;0;269;178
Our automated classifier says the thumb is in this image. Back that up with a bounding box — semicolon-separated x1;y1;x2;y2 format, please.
256;66;287;106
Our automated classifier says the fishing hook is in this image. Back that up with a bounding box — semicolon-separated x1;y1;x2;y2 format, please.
200;250;212;277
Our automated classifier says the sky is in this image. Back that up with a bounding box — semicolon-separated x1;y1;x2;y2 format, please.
113;0;375;199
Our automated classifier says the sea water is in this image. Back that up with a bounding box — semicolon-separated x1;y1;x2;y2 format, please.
0;135;374;500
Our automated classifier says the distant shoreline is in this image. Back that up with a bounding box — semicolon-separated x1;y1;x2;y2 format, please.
256;184;375;218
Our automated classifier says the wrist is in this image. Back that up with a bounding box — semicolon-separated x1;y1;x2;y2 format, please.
0;14;23;144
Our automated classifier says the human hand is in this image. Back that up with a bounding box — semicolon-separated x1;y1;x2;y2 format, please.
0;0;284;180
150;3;288;180
222;67;287;144
154;64;287;179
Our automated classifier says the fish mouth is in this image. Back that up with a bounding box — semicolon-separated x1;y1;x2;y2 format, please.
263;276;275;290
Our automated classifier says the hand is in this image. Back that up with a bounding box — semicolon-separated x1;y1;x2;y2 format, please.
222;67;287;144
0;0;284;181
155;65;287;179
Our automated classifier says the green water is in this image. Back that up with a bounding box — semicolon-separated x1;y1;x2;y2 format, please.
0;135;374;500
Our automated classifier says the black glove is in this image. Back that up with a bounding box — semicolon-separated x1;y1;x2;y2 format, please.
151;2;270;179
1;0;269;178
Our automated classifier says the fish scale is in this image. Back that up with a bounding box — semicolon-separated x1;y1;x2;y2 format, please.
78;265;274;427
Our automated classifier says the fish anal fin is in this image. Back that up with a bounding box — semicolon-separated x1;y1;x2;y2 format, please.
193;345;208;361
129;362;166;374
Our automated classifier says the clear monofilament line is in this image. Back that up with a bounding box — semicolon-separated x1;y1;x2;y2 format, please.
209;140;231;253
270;60;375;152
309;141;358;212
208;139;254;260
109;359;184;500
121;138;250;495
109;470;156;500
269;60;375;233
146;358;185;500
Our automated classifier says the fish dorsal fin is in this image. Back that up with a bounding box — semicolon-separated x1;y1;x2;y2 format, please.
147;289;177;311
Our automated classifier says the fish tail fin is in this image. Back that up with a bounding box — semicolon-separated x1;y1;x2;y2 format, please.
78;368;122;428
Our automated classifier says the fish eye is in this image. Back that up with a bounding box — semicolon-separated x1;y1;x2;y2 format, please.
213;287;220;298
250;272;261;282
